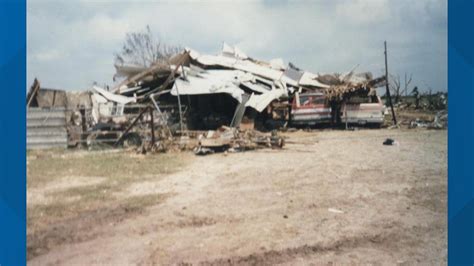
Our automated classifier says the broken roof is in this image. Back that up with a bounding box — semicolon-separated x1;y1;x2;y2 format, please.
108;43;385;110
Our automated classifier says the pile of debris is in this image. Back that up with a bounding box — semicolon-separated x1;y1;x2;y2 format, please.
194;126;284;155
103;43;387;131
409;110;448;129
27;43;387;152
110;43;384;110
392;91;448;130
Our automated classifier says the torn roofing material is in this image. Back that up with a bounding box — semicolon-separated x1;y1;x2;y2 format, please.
171;70;245;102
221;42;248;60
113;63;148;79
111;62;171;93
92;85;136;104
170;68;288;112
185;46;332;90
299;72;330;88
109;43;386;113
246;88;288;112
186;48;299;87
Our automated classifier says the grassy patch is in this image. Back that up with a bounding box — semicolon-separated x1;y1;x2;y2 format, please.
27;151;190;236
27;152;186;188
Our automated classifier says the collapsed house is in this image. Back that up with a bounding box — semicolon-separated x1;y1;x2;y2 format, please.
27;43;387;151
109;43;386;129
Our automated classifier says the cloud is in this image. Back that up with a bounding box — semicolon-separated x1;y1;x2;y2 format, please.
27;0;447;92
81;14;131;44
33;49;66;61
335;0;390;25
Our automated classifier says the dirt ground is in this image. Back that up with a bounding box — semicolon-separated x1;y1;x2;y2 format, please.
27;128;447;265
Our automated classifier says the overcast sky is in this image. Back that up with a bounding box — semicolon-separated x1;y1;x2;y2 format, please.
27;0;447;92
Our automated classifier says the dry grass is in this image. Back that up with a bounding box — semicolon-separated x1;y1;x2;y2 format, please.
27;150;189;240
27;150;185;188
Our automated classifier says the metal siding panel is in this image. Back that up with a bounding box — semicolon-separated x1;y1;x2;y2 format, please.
26;108;68;149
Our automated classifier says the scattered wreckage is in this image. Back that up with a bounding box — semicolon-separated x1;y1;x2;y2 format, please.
408;110;448;129
194;126;284;155
388;92;448;130
27;43;395;152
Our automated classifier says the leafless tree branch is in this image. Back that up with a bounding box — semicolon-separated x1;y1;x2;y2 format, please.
389;74;401;103
114;25;182;67
403;73;413;97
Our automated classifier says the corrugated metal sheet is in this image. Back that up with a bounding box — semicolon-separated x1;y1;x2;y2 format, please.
27;108;67;149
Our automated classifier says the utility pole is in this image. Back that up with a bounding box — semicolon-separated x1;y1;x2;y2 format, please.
384;41;397;125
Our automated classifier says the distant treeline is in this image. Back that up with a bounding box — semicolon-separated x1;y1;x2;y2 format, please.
381;92;448;110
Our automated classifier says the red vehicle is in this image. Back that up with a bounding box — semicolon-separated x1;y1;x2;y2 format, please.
290;92;331;125
290;92;385;126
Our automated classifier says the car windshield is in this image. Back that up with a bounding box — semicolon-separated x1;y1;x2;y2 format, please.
300;95;325;106
348;95;378;104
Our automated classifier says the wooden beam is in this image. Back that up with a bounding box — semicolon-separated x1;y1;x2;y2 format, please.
114;106;150;146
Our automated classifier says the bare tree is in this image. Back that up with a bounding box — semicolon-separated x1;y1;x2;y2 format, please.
403;73;413;97
389;74;402;103
390;73;413;103
114;25;182;67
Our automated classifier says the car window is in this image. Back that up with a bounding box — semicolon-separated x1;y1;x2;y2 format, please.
348;96;371;104
312;97;325;105
300;96;310;106
299;95;325;106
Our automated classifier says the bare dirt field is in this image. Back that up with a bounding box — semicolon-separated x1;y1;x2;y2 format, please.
27;128;447;265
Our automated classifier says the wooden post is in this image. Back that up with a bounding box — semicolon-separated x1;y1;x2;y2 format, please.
384;41;397;125
150;94;173;137
142;50;190;99
114;106;149;146
150;107;155;146
344;101;348;130
174;81;184;134
27;78;40;108
80;107;87;148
